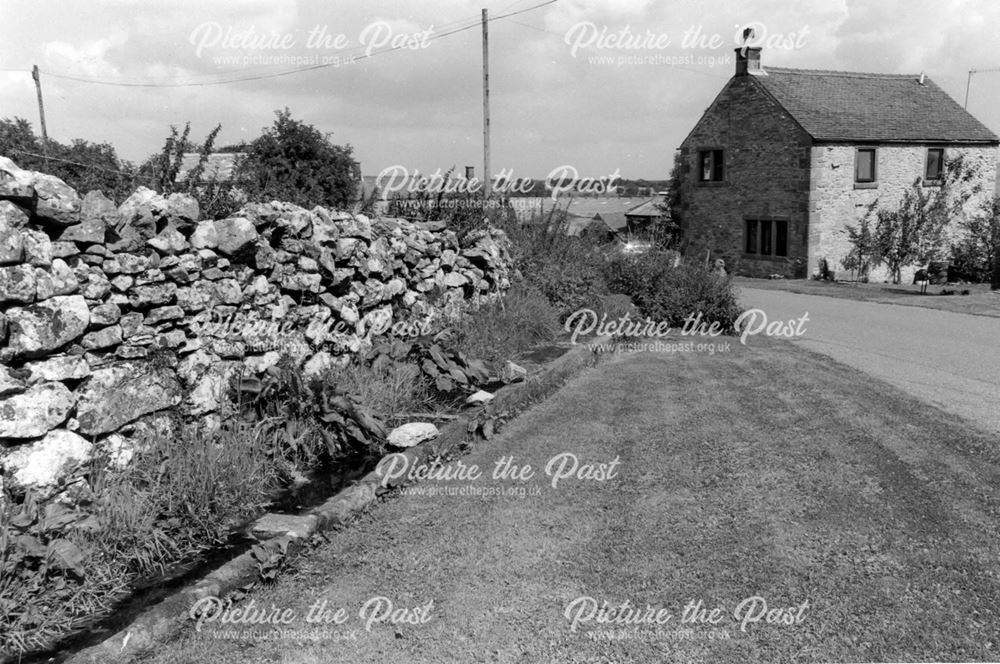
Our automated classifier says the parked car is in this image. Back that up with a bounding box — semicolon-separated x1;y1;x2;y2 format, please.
618;239;653;255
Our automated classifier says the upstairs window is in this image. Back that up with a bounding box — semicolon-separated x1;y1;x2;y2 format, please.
698;149;724;182
925;148;944;181
855;148;877;183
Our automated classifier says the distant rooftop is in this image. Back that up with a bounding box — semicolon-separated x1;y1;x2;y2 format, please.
175;152;244;183
625;198;666;218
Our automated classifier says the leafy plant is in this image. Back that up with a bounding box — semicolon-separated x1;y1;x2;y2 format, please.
367;331;492;397
250;539;289;583
451;281;561;366
237;362;385;460
234;108;357;210
488;207;610;320
842;206;876;281
950;195;1000;286
861;156;982;283
604;250;743;332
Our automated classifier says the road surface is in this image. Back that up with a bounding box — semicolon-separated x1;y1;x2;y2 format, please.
739;287;1000;434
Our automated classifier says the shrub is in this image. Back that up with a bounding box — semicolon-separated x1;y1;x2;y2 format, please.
234;108;357;210
593;293;639;322
0;116;137;203
604;250;743;332
490;208;611;320
451;281;561;366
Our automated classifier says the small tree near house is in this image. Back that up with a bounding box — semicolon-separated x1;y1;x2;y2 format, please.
843;156;981;284
984;197;1000;289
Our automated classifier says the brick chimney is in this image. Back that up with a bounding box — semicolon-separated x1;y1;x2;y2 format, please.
734;27;762;76
735;46;762;76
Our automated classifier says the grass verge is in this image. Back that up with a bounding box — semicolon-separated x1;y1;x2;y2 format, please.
736;276;1000;317
135;338;1000;663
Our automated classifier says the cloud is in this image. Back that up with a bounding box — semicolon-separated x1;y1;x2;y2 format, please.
43;30;129;78
2;0;1000;177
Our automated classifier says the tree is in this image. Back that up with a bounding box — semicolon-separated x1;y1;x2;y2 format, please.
0;116;136;201
866;157;980;283
842;205;876;281
0;117;37;158
951;195;1000;287
235;108;357;210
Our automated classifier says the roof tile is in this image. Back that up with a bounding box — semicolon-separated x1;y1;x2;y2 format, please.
755;67;998;143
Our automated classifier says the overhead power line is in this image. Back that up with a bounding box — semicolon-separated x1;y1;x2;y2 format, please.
20;1;558;89
42;21;482;88
8;148;156;180
40;10;487;86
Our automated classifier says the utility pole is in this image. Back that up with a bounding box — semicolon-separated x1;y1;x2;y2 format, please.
481;8;491;199
31;65;49;161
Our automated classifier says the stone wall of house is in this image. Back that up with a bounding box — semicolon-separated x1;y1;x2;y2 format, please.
808;144;999;281
678;74;813;278
0;156;512;502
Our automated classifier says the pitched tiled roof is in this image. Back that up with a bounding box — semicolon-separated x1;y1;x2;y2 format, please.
755;68;999;143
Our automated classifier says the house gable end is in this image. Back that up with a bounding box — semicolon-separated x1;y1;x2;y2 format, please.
678;73;813;278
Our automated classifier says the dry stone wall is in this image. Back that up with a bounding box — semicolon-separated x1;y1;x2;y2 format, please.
0;156;512;501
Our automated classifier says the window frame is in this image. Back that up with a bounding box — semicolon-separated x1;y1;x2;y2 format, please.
744;219;758;255
925;147;945;182
744;218;790;258
697;148;725;183
855;147;877;184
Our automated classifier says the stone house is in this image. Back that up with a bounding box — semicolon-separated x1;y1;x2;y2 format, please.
677;47;999;280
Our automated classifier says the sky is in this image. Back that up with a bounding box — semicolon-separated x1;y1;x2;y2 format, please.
2;0;1000;181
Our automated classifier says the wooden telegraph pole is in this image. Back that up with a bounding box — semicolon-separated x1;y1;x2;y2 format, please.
482;8;491;198
31;65;49;162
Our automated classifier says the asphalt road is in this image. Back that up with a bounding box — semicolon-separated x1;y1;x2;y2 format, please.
739;287;1000;434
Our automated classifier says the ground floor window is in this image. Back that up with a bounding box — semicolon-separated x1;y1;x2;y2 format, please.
744;219;788;257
